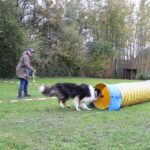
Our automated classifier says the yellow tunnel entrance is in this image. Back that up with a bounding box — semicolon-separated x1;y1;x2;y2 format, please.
93;83;110;109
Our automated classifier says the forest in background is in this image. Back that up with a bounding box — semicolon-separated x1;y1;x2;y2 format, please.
0;0;150;79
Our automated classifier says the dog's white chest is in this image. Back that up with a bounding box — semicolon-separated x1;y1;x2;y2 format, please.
81;86;96;102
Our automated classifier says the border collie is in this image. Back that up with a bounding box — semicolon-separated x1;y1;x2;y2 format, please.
39;83;102;111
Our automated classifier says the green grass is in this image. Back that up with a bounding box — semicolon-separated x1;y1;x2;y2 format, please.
0;78;150;150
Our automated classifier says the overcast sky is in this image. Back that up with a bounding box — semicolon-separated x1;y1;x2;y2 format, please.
38;0;141;4
38;0;150;8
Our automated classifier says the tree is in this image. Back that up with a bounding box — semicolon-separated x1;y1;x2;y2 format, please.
26;0;84;77
77;0;131;77
0;0;25;78
136;0;150;74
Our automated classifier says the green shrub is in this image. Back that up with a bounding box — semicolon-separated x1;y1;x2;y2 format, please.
136;72;150;80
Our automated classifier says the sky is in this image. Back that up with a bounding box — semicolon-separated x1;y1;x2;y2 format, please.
38;0;150;8
38;0;141;6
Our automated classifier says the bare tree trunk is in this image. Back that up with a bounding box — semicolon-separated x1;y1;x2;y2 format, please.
64;65;72;77
80;67;85;77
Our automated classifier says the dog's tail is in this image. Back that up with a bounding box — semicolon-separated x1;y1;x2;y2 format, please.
38;85;51;97
38;85;57;97
39;85;46;93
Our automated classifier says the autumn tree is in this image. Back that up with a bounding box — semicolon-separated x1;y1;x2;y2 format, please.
0;0;25;78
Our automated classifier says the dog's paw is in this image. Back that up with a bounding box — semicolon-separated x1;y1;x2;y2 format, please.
76;108;81;111
87;108;92;112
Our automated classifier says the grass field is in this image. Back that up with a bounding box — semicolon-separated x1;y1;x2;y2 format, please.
0;78;150;150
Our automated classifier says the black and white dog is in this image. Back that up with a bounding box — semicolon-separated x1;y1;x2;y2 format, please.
39;83;103;111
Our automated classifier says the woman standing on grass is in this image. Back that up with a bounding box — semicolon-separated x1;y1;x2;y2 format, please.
16;48;36;99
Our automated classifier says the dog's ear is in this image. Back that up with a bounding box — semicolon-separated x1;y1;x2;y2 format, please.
95;88;100;94
95;88;104;98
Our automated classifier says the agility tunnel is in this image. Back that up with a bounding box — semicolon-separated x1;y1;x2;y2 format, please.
92;81;150;111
